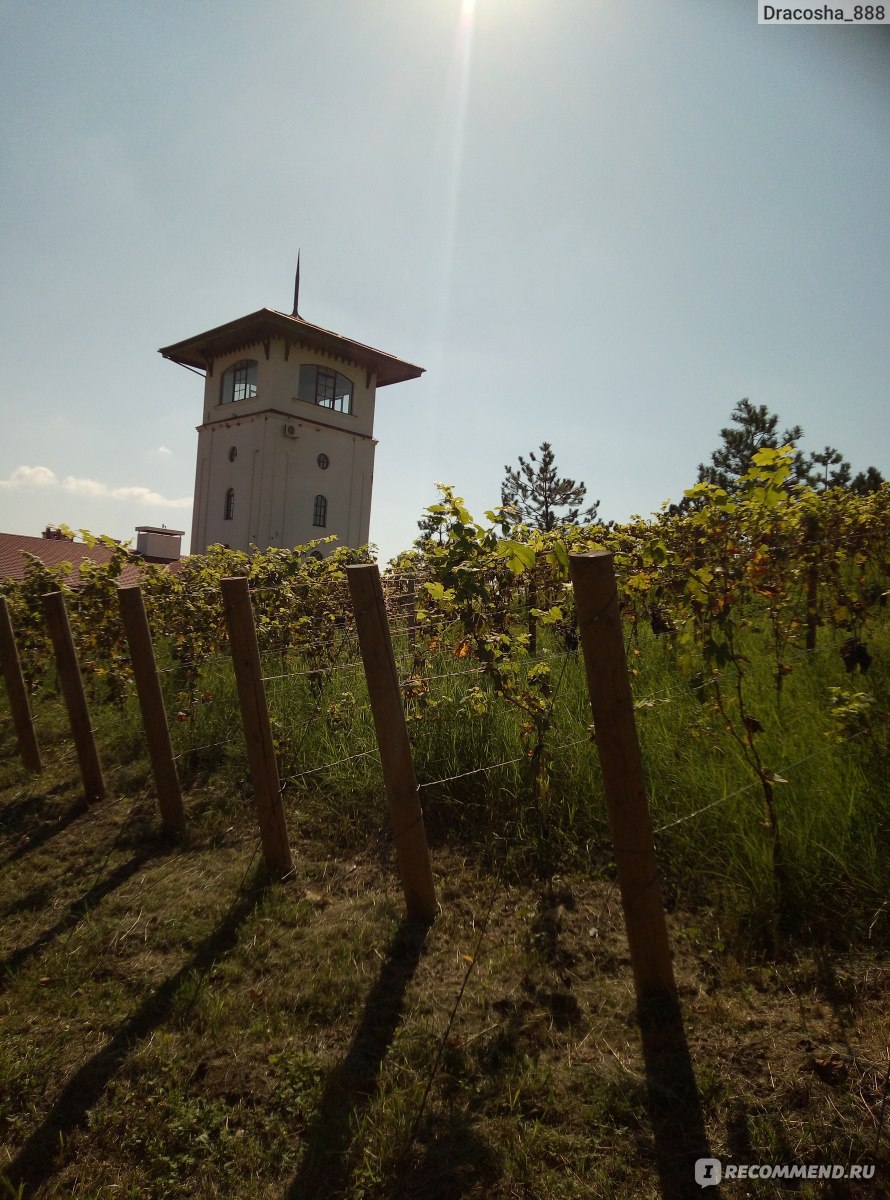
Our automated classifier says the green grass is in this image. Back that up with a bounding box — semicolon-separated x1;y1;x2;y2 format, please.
1;794;887;1196
10;597;889;947
1;602;888;1196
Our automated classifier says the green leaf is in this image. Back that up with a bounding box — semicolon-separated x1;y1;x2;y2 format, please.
500;540;536;575
529;606;563;625
422;581;455;604
549;539;570;574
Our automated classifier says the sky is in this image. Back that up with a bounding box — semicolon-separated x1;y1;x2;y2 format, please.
1;0;888;565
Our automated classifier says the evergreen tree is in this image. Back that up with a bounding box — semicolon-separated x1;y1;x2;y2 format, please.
694;398;884;498
415;510;446;544
804;446;853;492
849;465;886;495
500;442;599;531
696;399;807;490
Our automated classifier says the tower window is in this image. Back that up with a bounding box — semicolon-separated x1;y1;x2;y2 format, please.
313;494;327;527
228;446;238;462
220;360;257;405
224;488;235;520
298;365;353;415
317;453;329;470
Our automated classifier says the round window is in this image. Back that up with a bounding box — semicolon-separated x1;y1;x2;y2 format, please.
228;446;238;462
317;453;330;470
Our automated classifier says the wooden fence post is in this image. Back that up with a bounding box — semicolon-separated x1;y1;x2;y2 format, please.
346;564;437;924
42;590;105;803
406;574;417;655
805;564;819;652
527;558;538;656
221;576;293;880
804;516;819;653
117;585;186;837
569;552;676;1001
0;596;42;773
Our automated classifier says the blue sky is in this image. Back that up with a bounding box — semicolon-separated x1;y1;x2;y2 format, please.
1;0;888;564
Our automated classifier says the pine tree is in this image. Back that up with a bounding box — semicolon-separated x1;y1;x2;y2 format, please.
500;442;599;531
849;465;885;495
694;398;884;497
696;399;807;490
415;510;446;544
805;446;853;492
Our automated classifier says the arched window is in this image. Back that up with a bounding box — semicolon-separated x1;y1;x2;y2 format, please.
224;488;235;520
220;360;257;405
313;494;327;528
298;365;353;414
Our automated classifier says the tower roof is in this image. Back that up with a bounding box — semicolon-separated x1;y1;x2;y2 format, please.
159;308;424;387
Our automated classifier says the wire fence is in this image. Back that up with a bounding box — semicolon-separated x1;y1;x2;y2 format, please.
1;554;884;944
1;559;886;1180
2;529;886;1115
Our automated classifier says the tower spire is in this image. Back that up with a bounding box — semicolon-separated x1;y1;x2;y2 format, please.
292;252;301;317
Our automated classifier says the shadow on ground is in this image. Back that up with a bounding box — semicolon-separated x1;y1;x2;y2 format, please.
286;918;430;1200
0;794;90;869
4;871;267;1196
0;842;167;989
638;993;717;1199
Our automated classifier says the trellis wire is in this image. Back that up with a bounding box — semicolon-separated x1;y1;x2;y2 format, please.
651;727;869;837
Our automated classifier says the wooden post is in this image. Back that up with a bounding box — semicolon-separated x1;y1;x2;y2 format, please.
0;596;42;772
569;552;676;1000
804;515;819;653
42;590;105;802
221;576;293;880
527;559;538;656
118;585;186;837
805;563;819;652
346;564;437;923
406;574;417;655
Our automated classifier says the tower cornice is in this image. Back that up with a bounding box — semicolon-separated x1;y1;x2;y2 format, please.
160;308;424;387
194;407;376;441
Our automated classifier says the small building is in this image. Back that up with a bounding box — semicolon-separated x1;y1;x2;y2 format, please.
159;273;424;556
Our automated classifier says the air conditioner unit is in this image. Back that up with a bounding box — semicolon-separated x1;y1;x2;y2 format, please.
284;423;298;439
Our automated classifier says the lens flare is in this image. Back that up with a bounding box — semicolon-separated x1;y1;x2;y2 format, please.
435;0;476;314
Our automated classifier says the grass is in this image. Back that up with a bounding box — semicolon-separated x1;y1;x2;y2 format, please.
1;601;888;1196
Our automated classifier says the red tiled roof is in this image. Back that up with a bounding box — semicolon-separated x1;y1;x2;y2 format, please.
0;533;183;587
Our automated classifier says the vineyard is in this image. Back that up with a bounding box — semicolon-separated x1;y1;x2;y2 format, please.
1;451;888;1197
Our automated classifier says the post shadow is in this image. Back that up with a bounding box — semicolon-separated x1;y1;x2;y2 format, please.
4;873;267;1196
637;993;719;1198
0;796;90;869
285;917;429;1200
0;843;165;991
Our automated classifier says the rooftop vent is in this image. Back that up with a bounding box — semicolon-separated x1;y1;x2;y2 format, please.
134;525;184;563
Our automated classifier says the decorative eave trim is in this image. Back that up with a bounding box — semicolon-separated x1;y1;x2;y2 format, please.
195;406;375;442
160;308;423;387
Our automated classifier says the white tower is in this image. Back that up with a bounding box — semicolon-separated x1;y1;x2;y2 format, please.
159;271;423;555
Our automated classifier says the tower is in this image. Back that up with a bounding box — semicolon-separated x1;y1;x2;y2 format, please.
159;273;423;555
